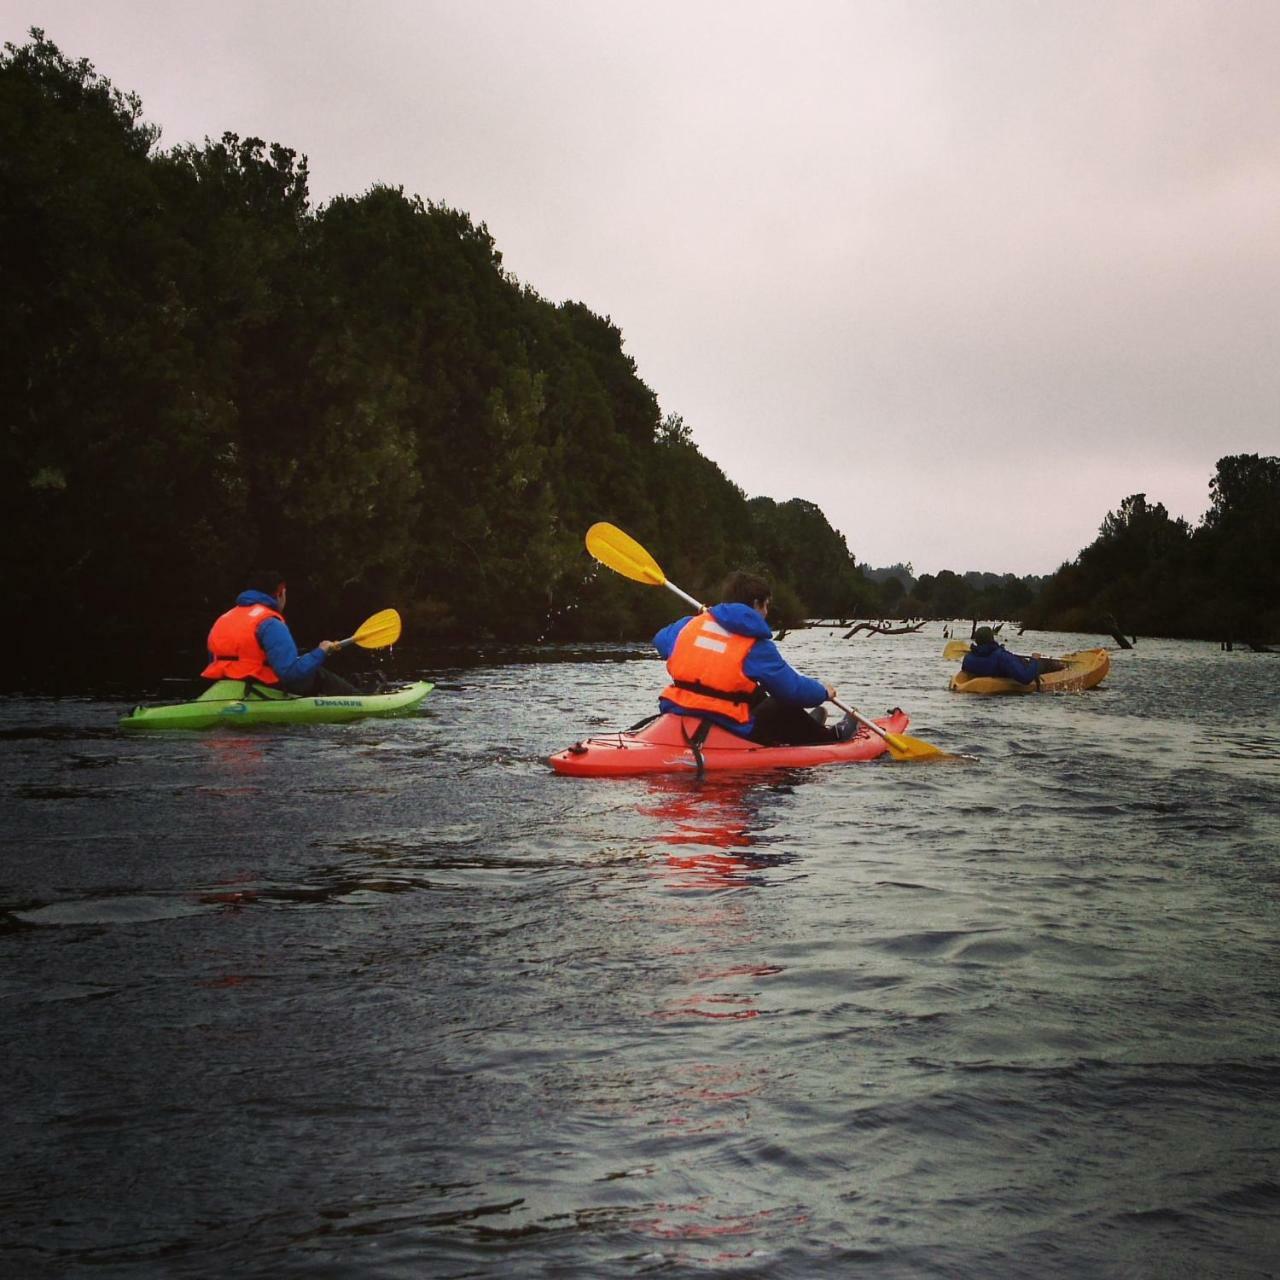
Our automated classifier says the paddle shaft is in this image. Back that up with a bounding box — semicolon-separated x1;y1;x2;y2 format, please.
828;696;889;743
660;581;704;612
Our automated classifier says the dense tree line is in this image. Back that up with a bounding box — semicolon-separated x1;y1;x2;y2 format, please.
1;32;889;682
1025;455;1280;644
4;35;1273;688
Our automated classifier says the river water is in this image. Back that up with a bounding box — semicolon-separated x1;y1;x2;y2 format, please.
2;629;1278;1278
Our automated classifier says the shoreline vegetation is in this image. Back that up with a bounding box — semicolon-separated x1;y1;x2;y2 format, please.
4;31;1278;690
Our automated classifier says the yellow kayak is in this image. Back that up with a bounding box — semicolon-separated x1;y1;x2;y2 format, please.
949;649;1110;695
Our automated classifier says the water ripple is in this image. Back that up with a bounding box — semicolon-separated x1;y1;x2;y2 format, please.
1;633;1278;1277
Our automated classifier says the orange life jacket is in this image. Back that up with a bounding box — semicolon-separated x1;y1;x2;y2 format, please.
660;611;758;724
202;603;284;684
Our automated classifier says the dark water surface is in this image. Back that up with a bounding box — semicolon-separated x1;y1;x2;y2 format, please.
2;631;1278;1278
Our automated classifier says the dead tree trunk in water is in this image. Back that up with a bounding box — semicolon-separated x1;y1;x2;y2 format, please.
842;621;926;639
1102;613;1135;649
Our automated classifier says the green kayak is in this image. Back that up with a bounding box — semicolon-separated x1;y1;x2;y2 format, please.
119;678;434;731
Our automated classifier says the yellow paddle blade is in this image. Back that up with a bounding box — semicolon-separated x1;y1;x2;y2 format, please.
943;639;971;661
585;522;667;587
352;608;402;649
882;730;953;762
839;699;959;762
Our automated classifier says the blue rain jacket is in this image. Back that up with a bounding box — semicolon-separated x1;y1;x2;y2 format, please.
653;603;828;737
229;590;328;692
960;641;1042;685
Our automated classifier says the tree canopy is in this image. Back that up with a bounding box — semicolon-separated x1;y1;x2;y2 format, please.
1025;457;1280;643
3;32;908;681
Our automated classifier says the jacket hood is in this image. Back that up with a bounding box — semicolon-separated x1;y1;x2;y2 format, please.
236;590;281;610
709;602;772;640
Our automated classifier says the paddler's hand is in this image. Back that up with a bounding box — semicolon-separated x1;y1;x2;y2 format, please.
824;683;838;700
320;640;341;654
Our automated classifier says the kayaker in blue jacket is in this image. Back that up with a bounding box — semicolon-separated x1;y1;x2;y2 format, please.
653;570;856;745
203;571;358;695
960;627;1063;686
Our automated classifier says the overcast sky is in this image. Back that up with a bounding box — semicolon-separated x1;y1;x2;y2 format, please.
10;1;1279;574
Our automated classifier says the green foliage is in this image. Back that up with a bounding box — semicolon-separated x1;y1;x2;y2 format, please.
746;497;869;617
863;562;914;590
1;31;888;676
1;31;245;662
892;565;1042;624
1027;459;1280;641
879;575;906;607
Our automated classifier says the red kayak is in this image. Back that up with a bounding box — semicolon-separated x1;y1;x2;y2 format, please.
548;709;910;777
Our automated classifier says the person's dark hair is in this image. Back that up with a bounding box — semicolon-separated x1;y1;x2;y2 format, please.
245;569;286;598
720;570;771;607
972;625;996;646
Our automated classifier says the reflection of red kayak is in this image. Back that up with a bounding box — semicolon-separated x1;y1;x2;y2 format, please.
548;709;910;777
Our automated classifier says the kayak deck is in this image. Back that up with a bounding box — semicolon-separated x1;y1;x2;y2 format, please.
119;678;433;730
949;649;1110;695
549;709;910;777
